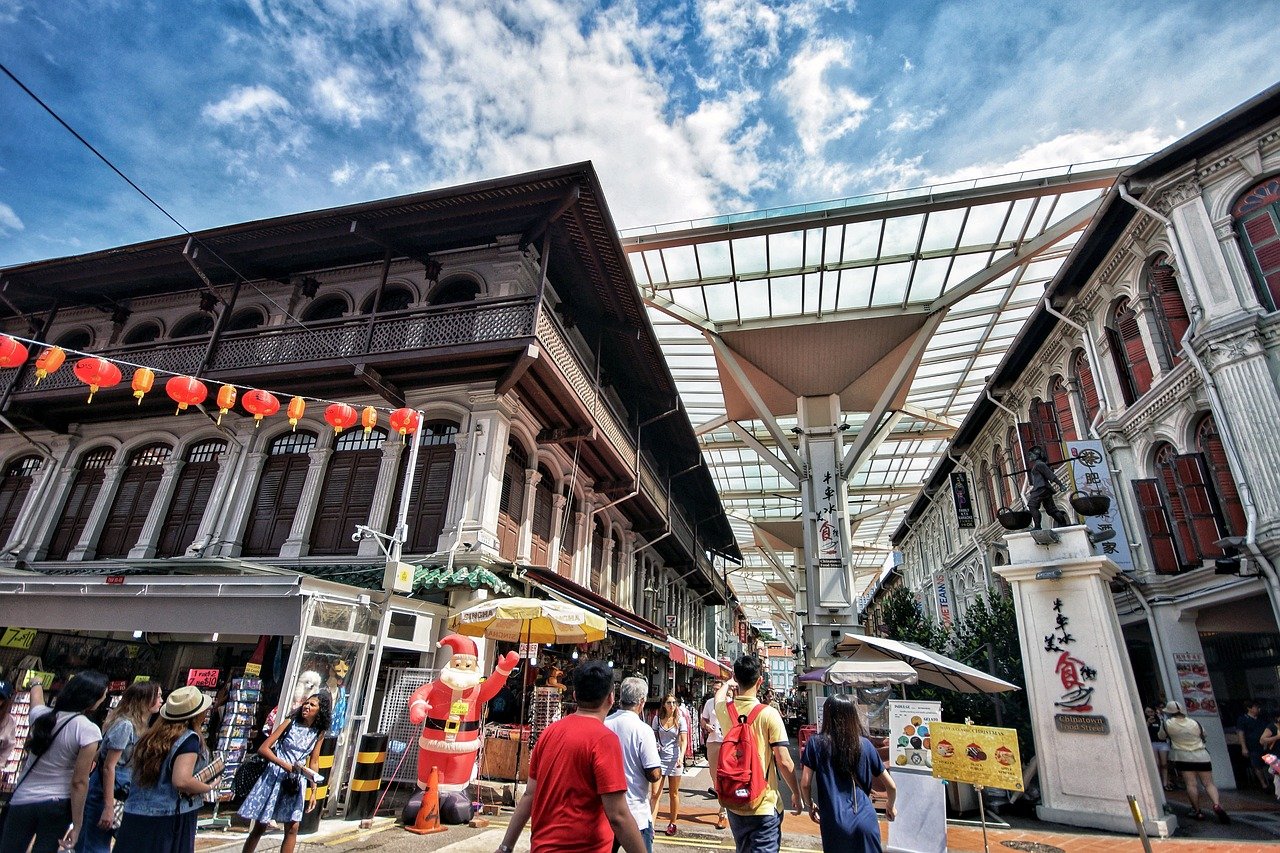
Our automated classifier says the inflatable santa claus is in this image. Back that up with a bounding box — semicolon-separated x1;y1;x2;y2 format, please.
408;634;520;792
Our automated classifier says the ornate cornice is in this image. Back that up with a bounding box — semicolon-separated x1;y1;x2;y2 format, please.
1115;362;1201;443
1154;176;1203;214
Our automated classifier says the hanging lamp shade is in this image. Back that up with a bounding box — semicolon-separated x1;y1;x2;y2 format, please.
33;346;66;384
131;367;155;404
389;407;420;437
325;403;358;434
0;336;29;369
286;396;306;431
242;389;280;426
361;406;378;434
215;384;237;425
165;375;208;414
72;357;122;403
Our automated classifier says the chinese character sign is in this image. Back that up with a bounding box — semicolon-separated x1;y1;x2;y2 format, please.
950;472;976;529
1043;598;1099;712
929;722;1024;791
1065;440;1133;571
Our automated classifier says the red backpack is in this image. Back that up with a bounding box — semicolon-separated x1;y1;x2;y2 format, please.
715;701;767;808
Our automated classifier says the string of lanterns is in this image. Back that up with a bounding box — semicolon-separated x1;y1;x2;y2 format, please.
0;334;422;437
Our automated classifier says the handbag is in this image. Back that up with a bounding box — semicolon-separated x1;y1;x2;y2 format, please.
279;772;301;797
231;754;267;800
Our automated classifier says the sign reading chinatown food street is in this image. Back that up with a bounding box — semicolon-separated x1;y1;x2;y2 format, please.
1054;713;1110;734
929;722;1023;791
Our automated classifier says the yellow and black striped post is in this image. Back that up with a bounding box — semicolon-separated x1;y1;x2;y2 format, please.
345;733;388;821
300;735;338;834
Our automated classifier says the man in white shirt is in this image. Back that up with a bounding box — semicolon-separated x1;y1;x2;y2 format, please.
605;677;662;852
700;678;727;829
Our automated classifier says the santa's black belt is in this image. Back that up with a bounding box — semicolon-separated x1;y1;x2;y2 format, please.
424;718;480;732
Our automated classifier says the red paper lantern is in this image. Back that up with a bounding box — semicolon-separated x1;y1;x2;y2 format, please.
389;407;420;437
72;357;122;403
215;384;237;425
242;389;280;426
0;336;28;369
286;397;306;431
165;375;208;414
361;406;378;434
325;403;358;434
131;367;155;404
34;346;66;384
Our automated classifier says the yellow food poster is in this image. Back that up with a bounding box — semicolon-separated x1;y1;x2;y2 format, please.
929;722;1023;791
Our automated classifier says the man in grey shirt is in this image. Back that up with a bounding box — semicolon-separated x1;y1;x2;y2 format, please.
605;677;662;853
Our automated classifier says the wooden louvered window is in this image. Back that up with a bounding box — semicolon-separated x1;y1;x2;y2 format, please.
529;469;555;568
389;421;458;555
0;456;41;544
98;444;172;558
497;443;527;561
589;522;605;593
242;431;317;557
1027;398;1066;465
1168;452;1228;560
1147;255;1191;366
311;429;387;556
558;492;577;577
609;535;623;598
1233;176;1280;311
991;448;1012;508
1049;376;1077;442
1131;478;1181;574
1071;348;1099;424
1152;443;1196;569
979;461;997;522
1107;298;1153;405
156;440;225;558
47;447;114;560
1196;414;1246;538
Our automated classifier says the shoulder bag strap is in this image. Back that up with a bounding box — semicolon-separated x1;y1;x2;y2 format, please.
14;712;80;795
271;720;296;764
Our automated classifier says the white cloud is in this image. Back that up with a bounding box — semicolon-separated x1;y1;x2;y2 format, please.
777;40;872;156
0;202;24;234
927;128;1174;185
887;107;943;134
201;85;290;125
330;160;356;186
312;66;383;127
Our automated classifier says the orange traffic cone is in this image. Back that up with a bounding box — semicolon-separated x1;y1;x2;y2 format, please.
405;766;447;835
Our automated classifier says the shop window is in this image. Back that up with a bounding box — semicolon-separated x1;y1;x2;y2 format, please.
558;491;577;577
46;447;114;560
311;429;388;556
1233;176;1280;311
1195;414;1246;538
242;431;318;557
226;308;266;332
122;322;162;346
302;295;347;322
98;444;172;558
590;521;605;593
53;328;93;353
1048;375;1078;442
1146;254;1191;366
156;440;225;558
1106;298;1153;406
361;286;414;314
1070;348;1099;424
1023;399;1066;465
388;421;458;555
171;313;215;339
429;278;480;306
0;455;41;543
529;468;555;568
497;443;528;561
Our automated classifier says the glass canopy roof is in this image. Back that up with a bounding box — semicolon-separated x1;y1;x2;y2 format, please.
619;158;1140;640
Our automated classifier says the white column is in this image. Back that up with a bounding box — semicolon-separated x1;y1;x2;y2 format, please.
279;445;332;558
444;394;512;555
598;535;615;597
220;447;268;558
12;436;76;560
187;438;245;558
548;492;566;563
68;463;126;561
362;437;404;558
128;458;185;558
573;495;594;587
516;468;539;562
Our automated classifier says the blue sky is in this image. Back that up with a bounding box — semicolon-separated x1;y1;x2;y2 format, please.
1;0;1277;267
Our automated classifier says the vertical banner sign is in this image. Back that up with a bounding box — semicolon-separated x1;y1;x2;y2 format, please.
737;620;749;644
950;472;976;529
1065;440;1133;571
935;575;952;627
888;700;942;772
802;407;853;611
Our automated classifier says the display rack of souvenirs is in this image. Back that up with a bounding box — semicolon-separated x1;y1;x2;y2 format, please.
529;687;562;749
0;689;33;793
213;677;262;802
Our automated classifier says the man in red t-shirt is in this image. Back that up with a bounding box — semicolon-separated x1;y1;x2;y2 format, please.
495;661;647;853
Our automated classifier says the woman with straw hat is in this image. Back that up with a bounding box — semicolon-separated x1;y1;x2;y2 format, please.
115;686;223;853
1160;700;1229;823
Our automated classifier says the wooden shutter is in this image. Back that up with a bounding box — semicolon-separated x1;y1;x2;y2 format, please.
243;445;312;557
1029;399;1065;464
1131;479;1181;575
47;449;113;559
558;493;576;576
992;454;1012;508
1050;377;1077;442
590;523;604;592
980;462;997;520
388;425;457;555
1105;325;1138;406
98;466;165;557
1239;206;1280;310
1155;453;1197;569
1172;453;1227;559
1196;417;1246;537
1016;423;1036;472
0;457;40;543
156;461;218;558
497;447;526;561
529;474;554;567
311;447;383;556
1116;309;1153;396
1149;261;1190;363
1072;349;1099;423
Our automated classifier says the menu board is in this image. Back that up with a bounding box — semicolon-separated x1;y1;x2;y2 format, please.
1173;652;1218;716
888;700;941;772
929;722;1024;791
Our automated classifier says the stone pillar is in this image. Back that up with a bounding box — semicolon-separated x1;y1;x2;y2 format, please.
128;458;185;558
548;492;566;563
11;436;76;560
1163;184;1242;322
598;535;615;597
442;394;512;555
220;447;269;558
516;468;539;562
573;496;593;588
994;527;1174;836
184;437;245;558
68;462;127;561
362;437;404;559
279;444;332;558
618;531;636;610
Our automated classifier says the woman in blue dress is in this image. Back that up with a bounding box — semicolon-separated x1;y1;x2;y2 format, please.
239;692;330;853
799;694;897;853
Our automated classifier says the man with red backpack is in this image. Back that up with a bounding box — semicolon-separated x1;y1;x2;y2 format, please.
714;655;801;853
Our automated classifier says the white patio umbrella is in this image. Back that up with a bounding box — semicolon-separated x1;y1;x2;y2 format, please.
834;633;1020;694
820;658;919;687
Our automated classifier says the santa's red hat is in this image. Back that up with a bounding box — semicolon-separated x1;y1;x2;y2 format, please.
439;634;478;659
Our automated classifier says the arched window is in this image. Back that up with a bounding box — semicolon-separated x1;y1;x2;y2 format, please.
979;461;997;522
301;295;347;322
1143;442;1227;570
225;308;266;332
242;431;317;557
361;286;414;314
1071;348;1099;424
99;444;172;558
47;447;114;559
389;421;458;555
311;429;387;556
1106;298;1153;405
497;442;528;561
991;447;1012;508
429;278;480;306
1048;376;1077;442
0;456;41;543
1005;426;1023;480
590;519;606;592
1145;254;1190;366
558;491;577;577
1233;176;1280;311
529;467;556;568
1195;414;1246;537
609;533;624;597
171;313;215;338
1027;396;1066;464
53;328;93;352
156;440;225;558
122;322;162;346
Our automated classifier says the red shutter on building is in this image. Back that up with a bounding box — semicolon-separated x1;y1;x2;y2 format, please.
1072;350;1099;422
1131;479;1181;574
1051;379;1077;442
1172;453;1227;559
1105;325;1138;405
1030;399;1065;464
981;462;998;517
1150;263;1190;362
1156;459;1197;569
1240;208;1280;309
1116;310;1153;395
1016;422;1036;472
1197;419;1246;537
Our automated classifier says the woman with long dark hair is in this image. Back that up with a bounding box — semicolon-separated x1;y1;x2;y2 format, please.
0;670;108;853
799;694;896;852
77;680;164;853
238;691;330;853
649;693;687;836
